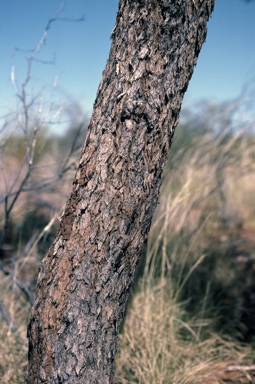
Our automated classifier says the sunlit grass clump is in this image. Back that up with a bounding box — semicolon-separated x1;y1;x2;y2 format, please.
115;276;250;384
115;120;255;383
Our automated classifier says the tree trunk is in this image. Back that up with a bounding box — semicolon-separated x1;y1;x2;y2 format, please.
26;0;215;382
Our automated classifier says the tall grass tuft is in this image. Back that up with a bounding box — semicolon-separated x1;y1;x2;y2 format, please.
115;275;250;383
115;121;255;383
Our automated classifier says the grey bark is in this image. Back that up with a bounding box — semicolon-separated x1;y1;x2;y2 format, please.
26;0;215;383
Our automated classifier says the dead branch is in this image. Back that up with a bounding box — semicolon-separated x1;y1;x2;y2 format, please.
226;365;255;372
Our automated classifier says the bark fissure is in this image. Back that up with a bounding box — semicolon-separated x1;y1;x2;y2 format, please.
26;0;215;383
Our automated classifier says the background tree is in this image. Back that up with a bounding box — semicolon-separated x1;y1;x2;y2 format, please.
26;1;215;383
0;6;86;329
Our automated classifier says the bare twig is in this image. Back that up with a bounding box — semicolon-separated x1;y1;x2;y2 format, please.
0;261;34;305
226;365;255;372
1;3;85;248
0;299;16;331
0;298;24;343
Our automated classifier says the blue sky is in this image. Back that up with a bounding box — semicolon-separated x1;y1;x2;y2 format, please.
1;0;255;120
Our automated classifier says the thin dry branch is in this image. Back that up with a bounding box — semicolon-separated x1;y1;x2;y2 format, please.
0;261;34;305
1;5;85;248
226;365;255;372
0;299;24;343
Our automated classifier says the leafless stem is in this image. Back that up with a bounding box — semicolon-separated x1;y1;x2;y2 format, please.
1;4;85;248
0;299;18;334
0;260;34;305
226;365;255;372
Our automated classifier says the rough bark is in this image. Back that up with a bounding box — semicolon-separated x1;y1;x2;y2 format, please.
26;0;215;383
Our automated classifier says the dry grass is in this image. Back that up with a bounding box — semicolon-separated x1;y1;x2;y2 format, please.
115;124;255;383
1;108;255;382
115;277;251;384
